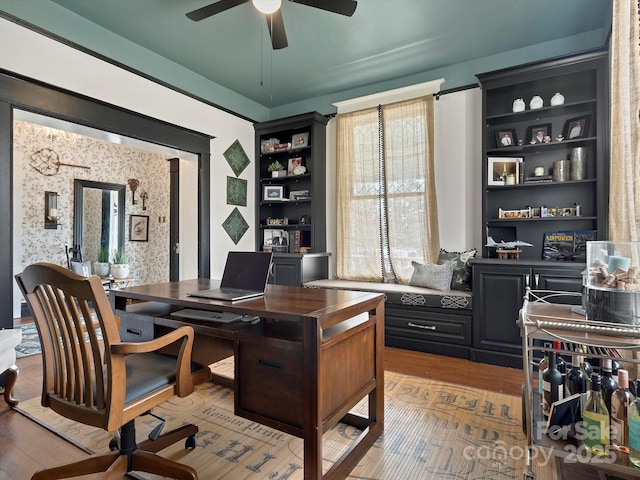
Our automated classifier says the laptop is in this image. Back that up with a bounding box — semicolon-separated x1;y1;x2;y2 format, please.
188;251;273;302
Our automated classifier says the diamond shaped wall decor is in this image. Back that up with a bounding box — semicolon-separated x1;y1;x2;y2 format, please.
223;139;250;177
222;207;249;244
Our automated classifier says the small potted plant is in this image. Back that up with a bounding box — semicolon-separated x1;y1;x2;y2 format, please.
110;248;129;279
94;246;110;277
268;160;286;178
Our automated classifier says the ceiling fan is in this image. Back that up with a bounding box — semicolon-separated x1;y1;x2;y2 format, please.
186;0;358;50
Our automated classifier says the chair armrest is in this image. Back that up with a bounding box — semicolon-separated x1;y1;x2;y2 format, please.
111;326;196;396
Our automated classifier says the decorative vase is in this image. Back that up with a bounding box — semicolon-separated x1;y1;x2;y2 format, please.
94;262;110;277
512;98;525;112
570;147;587;180
530;95;544;109
110;264;130;279
550;92;565;106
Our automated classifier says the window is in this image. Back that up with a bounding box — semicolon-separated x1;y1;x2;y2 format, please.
336;96;439;283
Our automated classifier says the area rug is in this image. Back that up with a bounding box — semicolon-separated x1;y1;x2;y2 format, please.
15;322;102;358
16;361;556;480
15;323;42;358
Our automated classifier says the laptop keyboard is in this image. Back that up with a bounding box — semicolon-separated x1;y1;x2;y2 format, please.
171;309;242;323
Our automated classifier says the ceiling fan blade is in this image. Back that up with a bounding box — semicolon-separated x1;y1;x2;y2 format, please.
290;0;357;17
186;0;250;21
266;10;288;50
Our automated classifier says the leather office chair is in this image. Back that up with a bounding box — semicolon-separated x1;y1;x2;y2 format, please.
15;262;211;480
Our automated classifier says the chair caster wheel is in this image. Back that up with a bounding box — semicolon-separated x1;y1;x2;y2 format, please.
185;435;197;450
109;437;118;451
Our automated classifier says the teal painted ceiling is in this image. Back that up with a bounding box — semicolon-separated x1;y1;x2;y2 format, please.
0;0;612;122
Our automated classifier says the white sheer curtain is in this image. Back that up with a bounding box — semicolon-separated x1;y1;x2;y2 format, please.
335;96;439;283
609;0;640;240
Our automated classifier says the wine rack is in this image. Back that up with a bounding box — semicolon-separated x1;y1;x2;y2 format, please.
519;289;640;479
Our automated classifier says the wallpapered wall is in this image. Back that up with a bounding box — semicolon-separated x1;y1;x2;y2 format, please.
13;120;171;286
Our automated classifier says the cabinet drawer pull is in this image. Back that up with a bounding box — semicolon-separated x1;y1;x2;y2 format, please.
258;358;283;370
126;328;142;337
407;322;436;331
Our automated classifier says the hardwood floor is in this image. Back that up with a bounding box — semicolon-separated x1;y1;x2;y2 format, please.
1;330;599;479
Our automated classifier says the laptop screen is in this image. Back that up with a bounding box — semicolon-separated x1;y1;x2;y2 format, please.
220;251;273;291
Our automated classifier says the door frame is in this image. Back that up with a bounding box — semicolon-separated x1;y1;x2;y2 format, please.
0;69;212;328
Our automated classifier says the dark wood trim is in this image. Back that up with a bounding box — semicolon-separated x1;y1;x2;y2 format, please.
0;101;12;329
1;71;213;328
169;158;180;281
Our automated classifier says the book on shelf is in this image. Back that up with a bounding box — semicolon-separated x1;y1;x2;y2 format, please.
525;175;553;183
290;229;311;253
542;230;596;261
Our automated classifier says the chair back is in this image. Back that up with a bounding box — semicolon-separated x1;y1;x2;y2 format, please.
15;262;123;429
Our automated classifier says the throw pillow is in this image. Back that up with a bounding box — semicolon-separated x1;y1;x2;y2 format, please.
409;261;454;291
437;248;477;291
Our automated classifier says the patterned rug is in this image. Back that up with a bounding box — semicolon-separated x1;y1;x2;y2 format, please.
15;322;102;358
15;323;42;358
16;361;556;479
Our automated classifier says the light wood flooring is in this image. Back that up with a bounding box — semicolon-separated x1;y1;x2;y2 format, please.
1;319;599;479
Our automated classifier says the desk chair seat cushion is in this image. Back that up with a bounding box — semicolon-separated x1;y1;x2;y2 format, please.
124;352;205;404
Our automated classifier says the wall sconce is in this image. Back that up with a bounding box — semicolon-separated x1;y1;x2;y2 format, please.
44;191;60;229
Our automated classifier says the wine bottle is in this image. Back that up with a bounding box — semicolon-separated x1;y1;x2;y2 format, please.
542;350;564;418
538;350;549;396
566;352;590;396
627;394;640;467
601;358;618;414
582;373;610;456
610;369;635;453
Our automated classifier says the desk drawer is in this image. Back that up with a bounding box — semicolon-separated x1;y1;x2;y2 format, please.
236;340;304;428
115;310;155;342
385;307;471;346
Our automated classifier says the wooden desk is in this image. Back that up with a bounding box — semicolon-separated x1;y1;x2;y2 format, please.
111;279;385;480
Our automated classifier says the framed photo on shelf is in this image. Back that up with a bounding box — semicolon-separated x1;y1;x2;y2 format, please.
287;157;305;175
494;128;517;148
526;123;552;144
291;132;309;149
263;185;284;201
487;157;523;186
563;114;591;139
129;214;149;242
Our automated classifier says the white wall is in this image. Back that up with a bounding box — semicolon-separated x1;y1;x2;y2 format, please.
434;88;483;253
0;18;255;291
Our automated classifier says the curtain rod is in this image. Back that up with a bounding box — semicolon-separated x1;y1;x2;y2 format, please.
434;83;478;100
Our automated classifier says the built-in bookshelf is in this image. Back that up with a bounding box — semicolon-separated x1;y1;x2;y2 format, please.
254;112;330;285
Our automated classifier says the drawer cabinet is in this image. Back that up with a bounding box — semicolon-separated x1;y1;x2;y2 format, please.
235;338;305;428
385;306;472;359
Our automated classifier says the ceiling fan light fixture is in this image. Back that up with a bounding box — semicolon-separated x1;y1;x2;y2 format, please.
252;0;282;14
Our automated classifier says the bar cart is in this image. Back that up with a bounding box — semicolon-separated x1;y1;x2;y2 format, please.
519;288;640;480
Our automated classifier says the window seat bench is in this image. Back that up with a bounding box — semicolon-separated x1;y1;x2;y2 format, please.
304;279;473;359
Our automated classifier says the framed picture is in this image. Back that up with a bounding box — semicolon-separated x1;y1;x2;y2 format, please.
129;214;149;242
488;157;523;186
263;185;284;201
291;132;309;149
563;114;591;139
287;157;305;175
526;123;552;144
494;128;517;148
